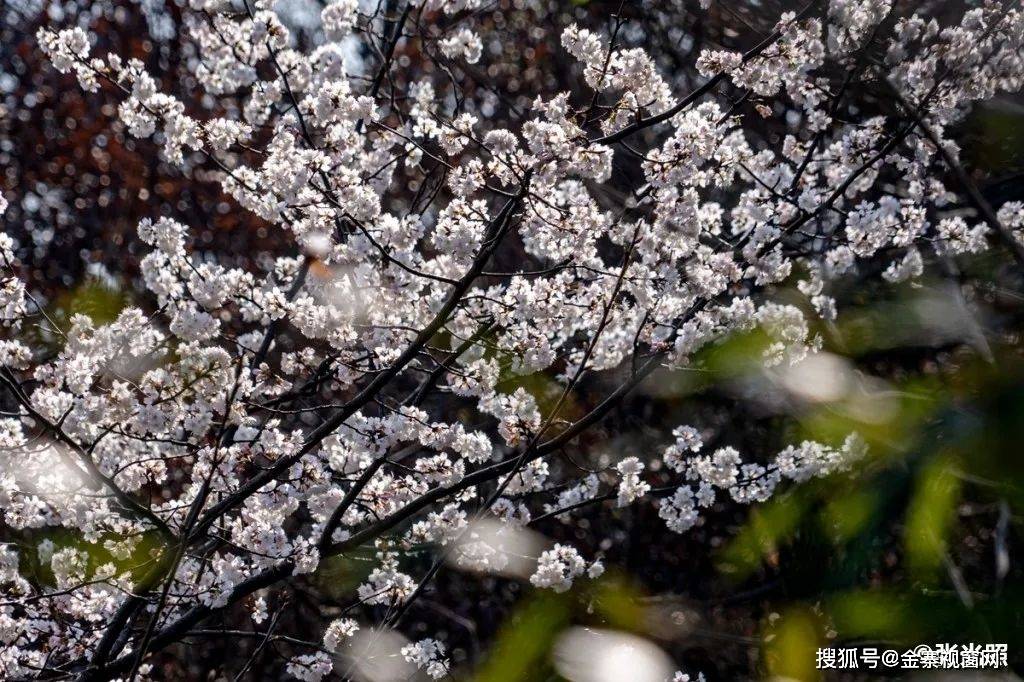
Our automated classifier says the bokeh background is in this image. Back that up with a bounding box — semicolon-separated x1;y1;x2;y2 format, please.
3;0;1024;678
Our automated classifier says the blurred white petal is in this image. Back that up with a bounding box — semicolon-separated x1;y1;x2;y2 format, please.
553;628;674;682
344;628;413;682
446;517;545;579
776;352;852;404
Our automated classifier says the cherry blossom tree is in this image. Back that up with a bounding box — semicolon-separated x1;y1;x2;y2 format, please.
2;0;1024;679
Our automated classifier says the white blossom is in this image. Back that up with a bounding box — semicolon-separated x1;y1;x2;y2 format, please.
401;638;449;679
530;544;588;593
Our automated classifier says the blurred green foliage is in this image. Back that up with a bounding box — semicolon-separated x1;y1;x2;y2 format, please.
763;607;825;681
467;278;1024;680
473;575;651;682
713;285;1024;678
52;278;129;328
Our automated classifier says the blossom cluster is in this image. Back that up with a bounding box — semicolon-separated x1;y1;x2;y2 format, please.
1;0;1022;678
